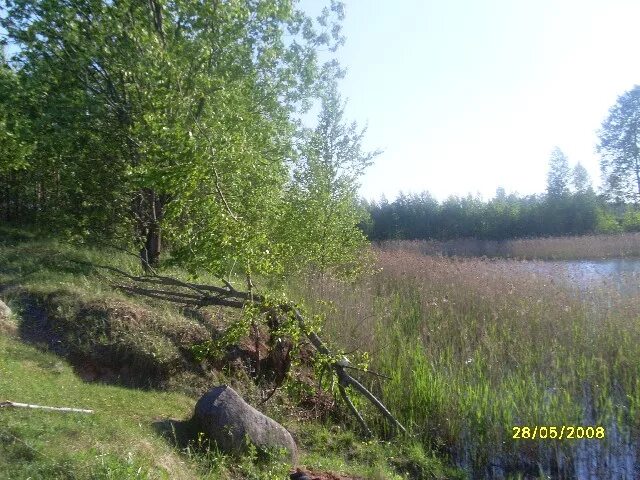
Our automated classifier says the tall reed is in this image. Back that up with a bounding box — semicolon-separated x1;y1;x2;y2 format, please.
297;248;640;477
379;232;640;260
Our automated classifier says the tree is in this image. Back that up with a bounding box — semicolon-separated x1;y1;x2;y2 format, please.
2;2;401;430
0;47;32;220
278;82;379;278
1;0;352;280
598;85;640;204
571;162;592;194
546;147;571;197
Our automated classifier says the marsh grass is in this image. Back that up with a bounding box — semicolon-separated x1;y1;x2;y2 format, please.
297;248;640;477
380;232;640;260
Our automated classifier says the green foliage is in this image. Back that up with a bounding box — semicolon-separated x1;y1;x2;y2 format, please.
546;147;571;198
0;50;30;173
1;0;372;285
365;187;604;241
276;82;379;279
595;207;623;234
598;84;640;203
621;209;640;232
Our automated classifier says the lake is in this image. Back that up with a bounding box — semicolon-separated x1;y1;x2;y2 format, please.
520;258;640;297
475;257;640;479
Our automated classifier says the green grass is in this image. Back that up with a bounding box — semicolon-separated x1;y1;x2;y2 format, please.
0;332;197;479
0;332;459;479
0;330;318;479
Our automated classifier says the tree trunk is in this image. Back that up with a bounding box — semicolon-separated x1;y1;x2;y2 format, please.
137;188;166;271
140;221;161;270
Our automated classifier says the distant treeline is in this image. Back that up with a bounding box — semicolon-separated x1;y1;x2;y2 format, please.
361;189;639;241
363;84;640;243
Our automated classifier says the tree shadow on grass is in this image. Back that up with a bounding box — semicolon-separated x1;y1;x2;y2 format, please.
15;294;69;357
152;417;201;450
0;247;97;289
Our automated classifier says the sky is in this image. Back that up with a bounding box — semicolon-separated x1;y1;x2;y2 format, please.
303;0;640;201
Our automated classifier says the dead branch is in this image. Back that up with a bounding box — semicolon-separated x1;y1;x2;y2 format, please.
1;401;94;414
338;384;372;437
286;307;406;435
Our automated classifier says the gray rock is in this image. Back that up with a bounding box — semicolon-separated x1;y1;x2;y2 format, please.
0;300;11;319
194;385;297;463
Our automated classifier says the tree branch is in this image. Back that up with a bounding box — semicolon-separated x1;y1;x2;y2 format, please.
1;401;93;414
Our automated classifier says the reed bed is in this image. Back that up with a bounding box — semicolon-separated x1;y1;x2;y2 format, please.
379;232;640;260
297;248;640;477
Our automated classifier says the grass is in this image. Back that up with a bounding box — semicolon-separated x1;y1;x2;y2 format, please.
0;332;198;479
379;232;640;260
0;333;457;480
0;226;463;479
293;425;464;480
0;234;229;396
297;248;640;478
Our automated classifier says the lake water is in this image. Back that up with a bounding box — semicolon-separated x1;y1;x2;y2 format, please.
524;258;640;296
473;258;640;479
564;258;640;281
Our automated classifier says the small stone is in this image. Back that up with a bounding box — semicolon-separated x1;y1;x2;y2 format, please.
0;300;12;319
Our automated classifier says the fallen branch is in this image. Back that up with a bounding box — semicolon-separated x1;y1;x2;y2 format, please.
284;305;407;434
338;383;372;437
1;401;94;414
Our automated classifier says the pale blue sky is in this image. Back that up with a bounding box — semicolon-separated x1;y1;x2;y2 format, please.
305;0;640;201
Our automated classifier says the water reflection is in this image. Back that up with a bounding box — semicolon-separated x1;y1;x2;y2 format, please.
468;258;640;479
524;259;640;296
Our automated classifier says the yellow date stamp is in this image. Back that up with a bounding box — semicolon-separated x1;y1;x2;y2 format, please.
512;426;605;440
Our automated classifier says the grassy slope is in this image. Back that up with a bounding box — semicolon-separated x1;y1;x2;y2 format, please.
0;333;198;479
0;227;462;480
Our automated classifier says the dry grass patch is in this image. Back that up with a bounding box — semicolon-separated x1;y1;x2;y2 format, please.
380;232;640;260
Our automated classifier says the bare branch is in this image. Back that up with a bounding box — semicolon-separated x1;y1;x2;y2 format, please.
338;384;372;437
1;401;93;414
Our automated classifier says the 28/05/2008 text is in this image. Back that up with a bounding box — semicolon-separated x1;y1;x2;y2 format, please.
512;426;605;440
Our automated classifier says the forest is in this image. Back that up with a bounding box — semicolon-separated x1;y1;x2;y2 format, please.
363;145;640;242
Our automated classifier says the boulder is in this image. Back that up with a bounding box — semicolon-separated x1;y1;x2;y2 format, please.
194;385;297;463
0;300;11;319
